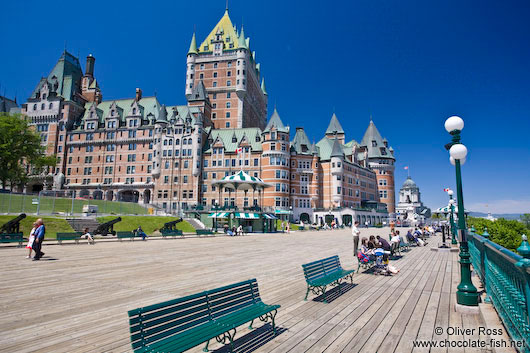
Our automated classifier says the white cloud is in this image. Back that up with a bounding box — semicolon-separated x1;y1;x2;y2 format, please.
467;199;530;214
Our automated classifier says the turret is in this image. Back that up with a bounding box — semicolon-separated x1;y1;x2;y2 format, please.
236;26;247;98
86;54;95;77
152;105;168;178
185;33;198;97
330;139;344;206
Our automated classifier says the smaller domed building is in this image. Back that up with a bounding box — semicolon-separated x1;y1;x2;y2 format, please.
395;176;431;224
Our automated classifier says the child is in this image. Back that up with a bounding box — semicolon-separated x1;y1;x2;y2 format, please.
26;222;37;258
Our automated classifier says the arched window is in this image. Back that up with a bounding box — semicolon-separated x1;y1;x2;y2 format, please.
33;104;37;110
42;93;47;100
188;138;192;145
163;140;167;146
175;139;180;145
169;139;173;145
183;139;187;145
132;108;136;115
41;103;45;110
49;103;53;109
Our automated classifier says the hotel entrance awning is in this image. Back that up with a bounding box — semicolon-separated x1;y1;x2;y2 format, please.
234;212;259;219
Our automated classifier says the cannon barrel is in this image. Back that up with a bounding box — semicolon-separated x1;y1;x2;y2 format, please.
161;218;183;231
0;213;26;234
95;217;122;236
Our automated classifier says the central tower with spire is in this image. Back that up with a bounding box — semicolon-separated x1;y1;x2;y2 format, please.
185;8;268;130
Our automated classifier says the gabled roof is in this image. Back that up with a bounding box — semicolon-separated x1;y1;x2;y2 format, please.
198;10;240;53
204;128;263;153
360;120;395;160
187;80;209;102
291;127;312;155
326;113;344;134
30;51;83;101
263;108;288;133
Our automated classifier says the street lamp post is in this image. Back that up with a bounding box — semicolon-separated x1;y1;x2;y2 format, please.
447;190;457;245
444;115;478;307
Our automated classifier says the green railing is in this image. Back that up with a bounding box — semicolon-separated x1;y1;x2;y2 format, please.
468;230;530;351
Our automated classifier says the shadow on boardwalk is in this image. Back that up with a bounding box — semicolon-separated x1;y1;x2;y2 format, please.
312;282;358;303
212;324;288;353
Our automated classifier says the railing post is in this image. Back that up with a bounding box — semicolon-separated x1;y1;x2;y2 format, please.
515;234;530;340
481;228;491;303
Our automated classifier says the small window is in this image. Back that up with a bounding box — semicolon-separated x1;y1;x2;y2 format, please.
213;81;217;87
226;80;231;86
214;63;218;68
213;72;218;78
226;102;231;108
226;92;231;98
49;103;53;109
226;122;230;128
226;112;230;118
227;71;231;77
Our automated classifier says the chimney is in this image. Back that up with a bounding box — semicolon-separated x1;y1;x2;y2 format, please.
86;54;95;77
135;88;142;101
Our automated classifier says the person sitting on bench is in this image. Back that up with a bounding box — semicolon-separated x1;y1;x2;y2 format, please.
82;228;95;245
136;226;148;241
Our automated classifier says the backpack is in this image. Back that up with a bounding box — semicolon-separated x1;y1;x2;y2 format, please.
357;252;370;263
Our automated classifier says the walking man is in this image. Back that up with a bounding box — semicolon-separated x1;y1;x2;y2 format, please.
32;219;46;261
352;221;360;256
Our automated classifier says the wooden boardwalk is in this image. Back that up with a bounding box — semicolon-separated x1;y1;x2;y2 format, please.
0;228;496;353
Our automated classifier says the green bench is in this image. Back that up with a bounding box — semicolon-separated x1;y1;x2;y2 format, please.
56;232;83;244
0;233;24;246
128;279;280;352
196;229;214;236
302;255;355;303
117;231;136;241
160;229;183;237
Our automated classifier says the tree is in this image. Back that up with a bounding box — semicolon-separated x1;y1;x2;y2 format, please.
521;214;530;229
0;113;56;189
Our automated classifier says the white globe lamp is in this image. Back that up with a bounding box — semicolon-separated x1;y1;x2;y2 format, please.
445;116;464;133
450;156;466;166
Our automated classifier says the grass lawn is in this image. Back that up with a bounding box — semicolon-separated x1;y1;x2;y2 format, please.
96;216;196;234
0;215;75;239
276;220;300;230
0;193;148;215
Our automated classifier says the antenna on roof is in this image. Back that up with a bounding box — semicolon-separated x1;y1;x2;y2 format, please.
64;40;67;53
226;0;229;12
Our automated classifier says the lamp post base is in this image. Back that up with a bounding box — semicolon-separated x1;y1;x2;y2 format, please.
454;302;480;314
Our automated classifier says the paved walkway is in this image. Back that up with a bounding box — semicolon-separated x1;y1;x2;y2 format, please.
0;228;495;352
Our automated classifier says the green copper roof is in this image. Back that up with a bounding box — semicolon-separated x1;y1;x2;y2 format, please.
205;128;263;153
360;120;395;160
187;80;209;101
79;96;161;127
238;26;248;49
31;51;83;102
188;33;198;55
261;78;267;95
330;138;344;158
157;104;168;122
326;113;344;134
291;127;312;155
263;108;288;133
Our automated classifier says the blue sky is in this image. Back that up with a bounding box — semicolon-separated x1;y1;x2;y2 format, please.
2;0;530;213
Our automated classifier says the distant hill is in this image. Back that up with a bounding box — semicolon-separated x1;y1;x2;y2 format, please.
469;212;523;220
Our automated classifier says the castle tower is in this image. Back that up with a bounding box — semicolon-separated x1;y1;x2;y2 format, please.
81;54;102;103
186;9;267;130
330;138;344;207
360;119;396;214
260;108;290;209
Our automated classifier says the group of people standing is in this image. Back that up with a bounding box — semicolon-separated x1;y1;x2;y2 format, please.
25;219;46;261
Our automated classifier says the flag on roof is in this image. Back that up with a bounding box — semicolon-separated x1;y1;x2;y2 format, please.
236;147;243;154
404;166;409;170
444;188;450;192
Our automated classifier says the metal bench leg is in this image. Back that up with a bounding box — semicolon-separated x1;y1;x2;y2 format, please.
203;340;210;352
248;319;254;329
304;286;310;301
322;286;328;303
271;309;278;335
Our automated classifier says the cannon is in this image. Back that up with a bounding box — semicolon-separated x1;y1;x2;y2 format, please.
95;217;121;236
161;218;183;232
0;213;26;234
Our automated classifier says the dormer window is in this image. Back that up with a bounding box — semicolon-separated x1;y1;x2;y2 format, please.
271;132;276;140
380;148;387;155
90;112;94;118
42;93;47;100
372;140;377;147
132;108;137;115
255;136;260;142
111;110;115;116
232;136;237;143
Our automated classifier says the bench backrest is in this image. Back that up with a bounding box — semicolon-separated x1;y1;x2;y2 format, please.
302;255;342;282
128;279;261;350
0;233;23;240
